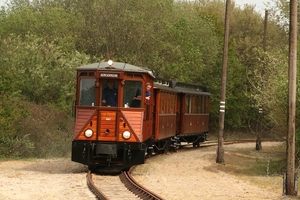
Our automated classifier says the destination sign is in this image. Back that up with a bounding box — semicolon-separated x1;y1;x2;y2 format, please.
100;73;119;77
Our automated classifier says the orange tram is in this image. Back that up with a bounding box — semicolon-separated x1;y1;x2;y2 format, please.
71;60;211;173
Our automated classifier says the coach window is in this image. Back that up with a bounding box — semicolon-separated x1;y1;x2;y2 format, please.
169;94;173;114
195;96;199;114
166;93;170;113
160;92;165;114
192;96;196;113
185;95;191;113
191;95;196;114
198;96;203;114
170;94;176;114
204;96;208;113
201;96;205;113
79;78;96;106
197;96;200;113
124;80;142;108
203;96;206;113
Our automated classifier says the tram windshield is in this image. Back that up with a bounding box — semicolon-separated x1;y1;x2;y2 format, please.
124;80;142;108
79;79;143;108
101;80;118;107
79;78;96;106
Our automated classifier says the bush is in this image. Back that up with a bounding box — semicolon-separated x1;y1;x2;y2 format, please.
0;101;74;158
0;134;34;158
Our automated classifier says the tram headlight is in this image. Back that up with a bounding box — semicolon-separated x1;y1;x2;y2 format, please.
84;129;93;138
122;131;131;140
108;60;113;66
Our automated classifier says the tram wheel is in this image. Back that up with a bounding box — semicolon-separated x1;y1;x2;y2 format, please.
193;143;200;148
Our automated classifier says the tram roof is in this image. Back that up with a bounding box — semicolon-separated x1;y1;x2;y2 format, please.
77;62;155;78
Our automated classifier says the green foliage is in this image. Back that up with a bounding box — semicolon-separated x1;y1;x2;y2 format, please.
247;48;288;135
0;0;294;158
0;134;34;158
0;0;81;50
0;102;74;158
0;94;29;137
18;102;74;157
0;33;90;113
0;1;90;158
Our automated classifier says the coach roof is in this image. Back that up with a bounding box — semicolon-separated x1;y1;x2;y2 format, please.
77;61;155;78
154;77;211;95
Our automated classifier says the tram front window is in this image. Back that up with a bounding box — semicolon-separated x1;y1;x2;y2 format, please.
79;78;96;106
101;80;118;107
123;81;142;108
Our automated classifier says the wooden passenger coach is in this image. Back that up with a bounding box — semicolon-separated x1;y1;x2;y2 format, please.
153;79;211;148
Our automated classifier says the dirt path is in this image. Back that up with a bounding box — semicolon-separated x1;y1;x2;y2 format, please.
0;142;297;199
133;142;295;200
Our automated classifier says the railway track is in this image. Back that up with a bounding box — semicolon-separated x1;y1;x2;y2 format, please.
87;168;164;200
119;167;164;200
85;140;224;200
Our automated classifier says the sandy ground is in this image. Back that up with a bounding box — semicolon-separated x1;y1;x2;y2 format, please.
0;142;298;200
133;142;297;200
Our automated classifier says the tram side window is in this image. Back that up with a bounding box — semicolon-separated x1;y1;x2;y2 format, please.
123;80;142;108
79;78;96;106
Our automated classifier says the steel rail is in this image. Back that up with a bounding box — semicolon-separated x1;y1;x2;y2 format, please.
86;170;109;200
120;167;165;200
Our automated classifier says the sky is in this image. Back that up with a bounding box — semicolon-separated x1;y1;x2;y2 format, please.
0;0;274;15
234;0;273;15
0;0;273;8
0;0;6;8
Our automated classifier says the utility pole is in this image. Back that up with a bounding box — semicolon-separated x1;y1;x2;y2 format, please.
285;0;297;196
216;0;230;164
263;10;268;53
256;10;268;151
